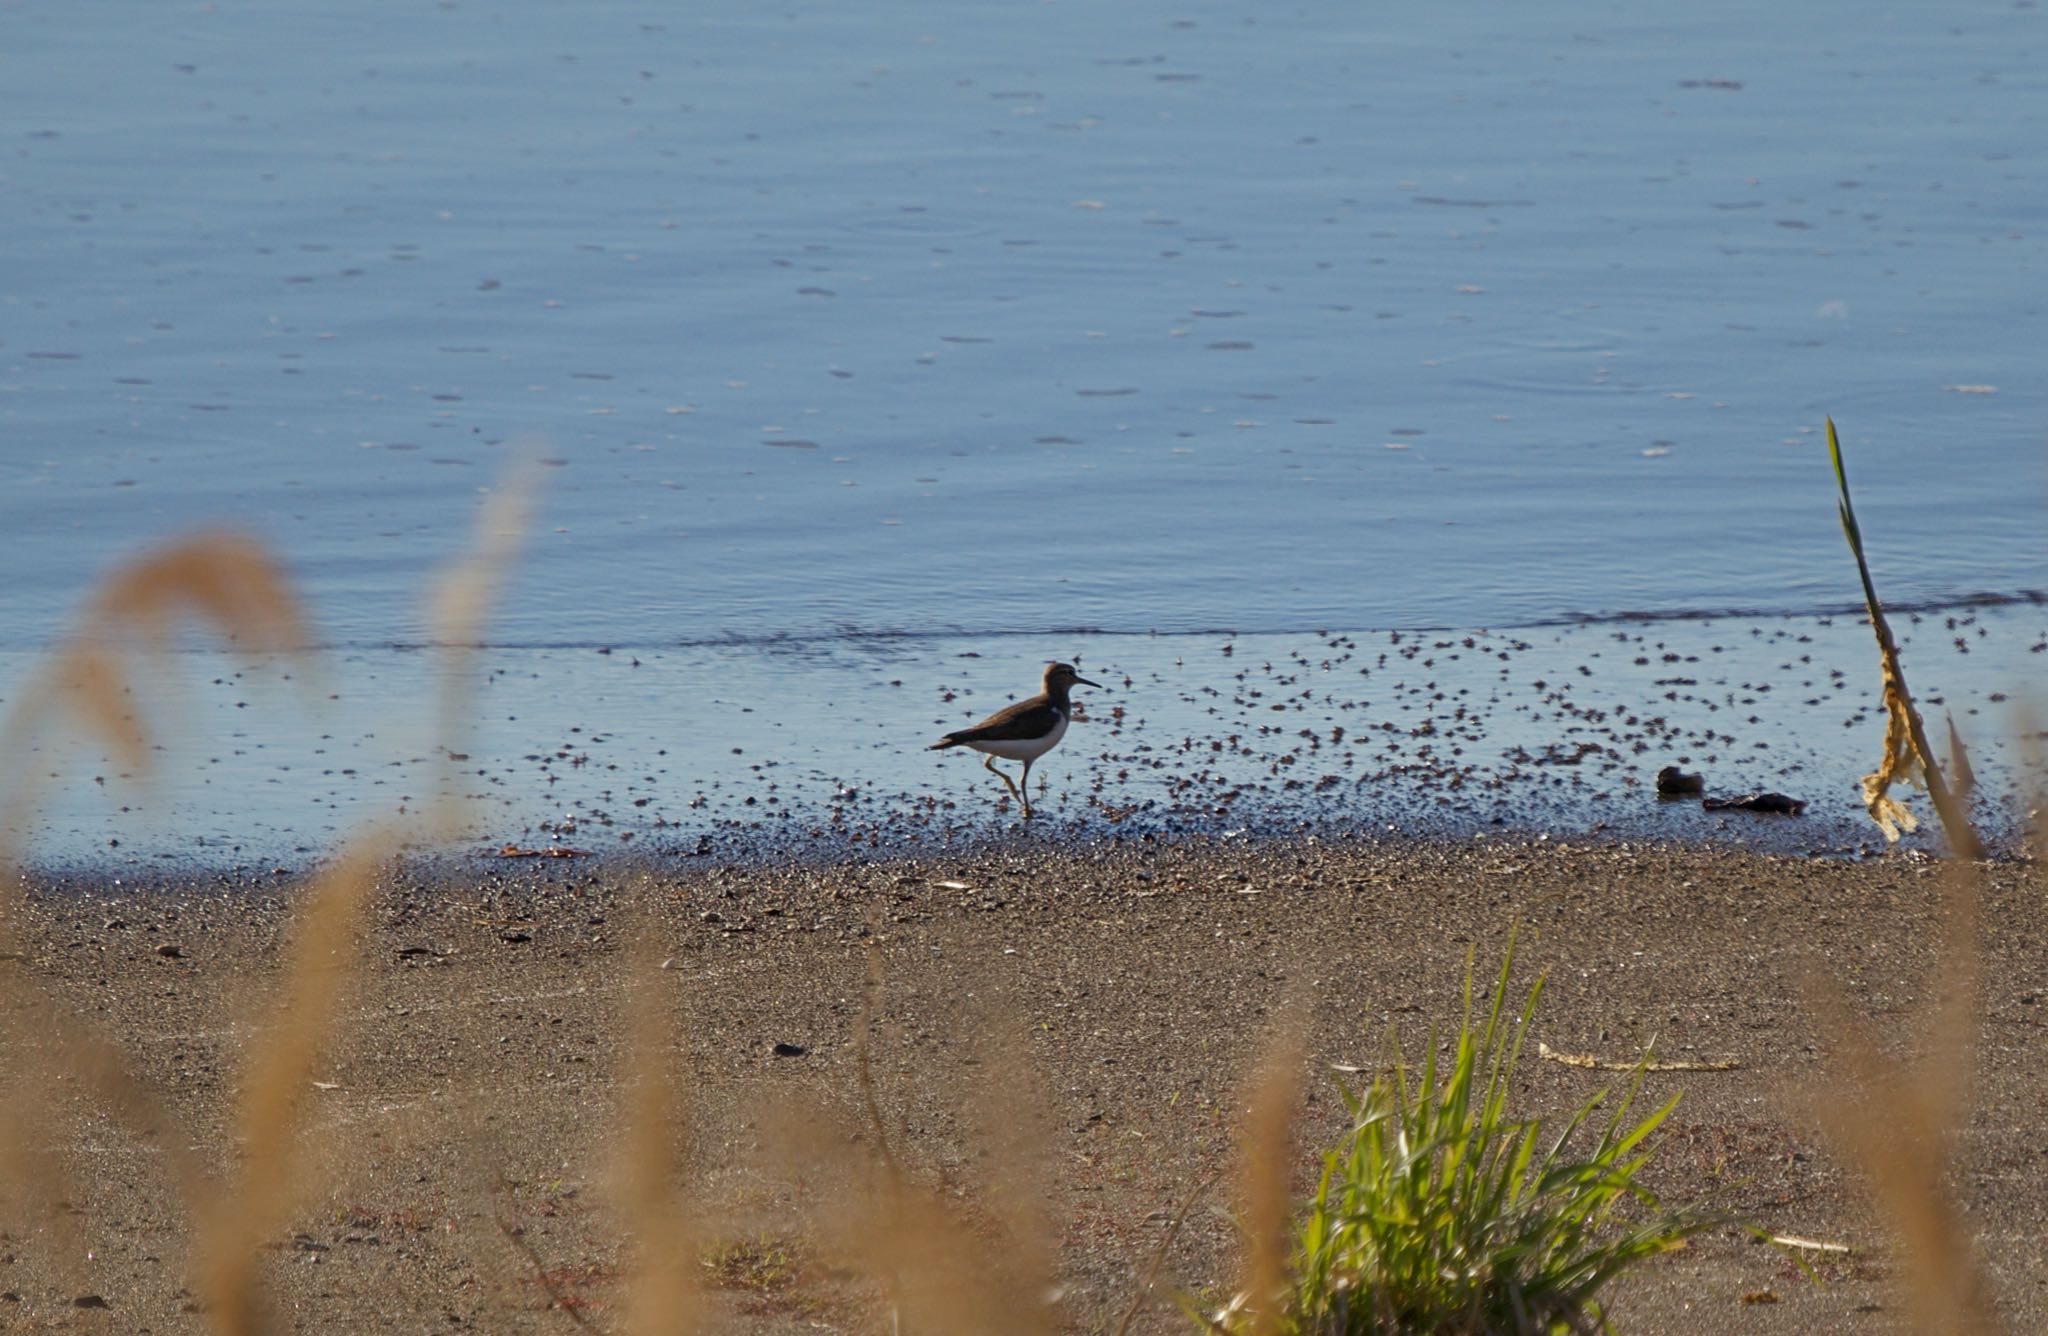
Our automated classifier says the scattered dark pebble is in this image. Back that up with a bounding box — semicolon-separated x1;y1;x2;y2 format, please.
771;1042;809;1058
1655;766;1705;797
1701;792;1806;815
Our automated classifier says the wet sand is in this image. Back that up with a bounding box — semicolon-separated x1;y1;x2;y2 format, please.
2;835;2043;1333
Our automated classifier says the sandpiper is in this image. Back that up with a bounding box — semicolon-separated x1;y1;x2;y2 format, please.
929;661;1101;817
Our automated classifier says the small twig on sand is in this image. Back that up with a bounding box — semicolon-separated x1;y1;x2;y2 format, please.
1112;1167;1224;1336
1537;1042;1741;1072
495;1170;601;1332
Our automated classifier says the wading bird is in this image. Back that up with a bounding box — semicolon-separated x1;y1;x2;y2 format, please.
929;661;1100;817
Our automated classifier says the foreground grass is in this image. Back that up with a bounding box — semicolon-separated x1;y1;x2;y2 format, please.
1209;941;1720;1335
0;488;2034;1332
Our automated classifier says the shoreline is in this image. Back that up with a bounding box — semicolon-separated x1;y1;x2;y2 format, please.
2;836;2040;1332
7;809;2012;898
8;605;2040;871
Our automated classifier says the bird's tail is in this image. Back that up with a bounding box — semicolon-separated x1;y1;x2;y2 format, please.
928;735;961;750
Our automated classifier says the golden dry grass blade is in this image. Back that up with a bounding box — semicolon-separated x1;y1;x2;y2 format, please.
0;530;319;1332
822;1159;1045;1336
191;839;380;1336
0;482;530;1331
86;530;311;656
0;647;145;870
854;927;901;1176
1806;858;1997;1335
800;937;1056;1336
427;463;536;650
979;1081;1057;1331
0;1059;88;1297
1945;715;1977;804
617;921;702;1336
0;948;213;1330
956;1005;1058;1336
2013;703;2044;861
0;531;311;879
50;647;149;773
1235;1009;1307;1336
0;650;140;872
423;461;538;835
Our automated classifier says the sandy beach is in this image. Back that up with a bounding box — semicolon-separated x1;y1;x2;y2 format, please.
2;834;2041;1333
8;4;2044;1333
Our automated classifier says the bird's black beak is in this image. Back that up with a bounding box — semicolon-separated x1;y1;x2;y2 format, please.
1075;675;1102;689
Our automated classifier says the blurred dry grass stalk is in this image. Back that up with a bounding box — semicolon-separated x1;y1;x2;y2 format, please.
813;939;1061;1336
192;841;381;1336
1210;1012;1305;1336
1807;856;2002;1336
0;471;532;1332
0;487;1074;1334
1813;418;2008;1332
0;452;2033;1335
616;913;703;1336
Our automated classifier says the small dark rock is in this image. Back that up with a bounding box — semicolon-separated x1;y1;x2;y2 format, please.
1702;792;1806;815
155;943;183;959
771;1042;809;1058
74;1295;111;1309
1655;766;1705;797
500;930;533;944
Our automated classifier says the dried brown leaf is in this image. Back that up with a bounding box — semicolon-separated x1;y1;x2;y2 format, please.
1860;675;1925;843
1828;418;1981;857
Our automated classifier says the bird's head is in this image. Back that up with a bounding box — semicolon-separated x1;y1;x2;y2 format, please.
1044;661;1102;691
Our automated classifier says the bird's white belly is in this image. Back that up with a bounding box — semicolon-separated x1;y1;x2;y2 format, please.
966;711;1067;761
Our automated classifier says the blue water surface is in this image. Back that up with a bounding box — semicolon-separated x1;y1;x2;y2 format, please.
3;1;2043;862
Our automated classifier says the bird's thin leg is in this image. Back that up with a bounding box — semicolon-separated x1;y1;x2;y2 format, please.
1018;759;1036;817
983;753;1026;808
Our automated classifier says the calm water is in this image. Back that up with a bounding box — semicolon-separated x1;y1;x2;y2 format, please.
3;2;2043;861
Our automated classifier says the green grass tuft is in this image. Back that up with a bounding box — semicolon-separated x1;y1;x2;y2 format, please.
1213;936;1720;1335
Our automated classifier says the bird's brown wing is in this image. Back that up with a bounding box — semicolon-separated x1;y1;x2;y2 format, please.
929;694;1057;748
